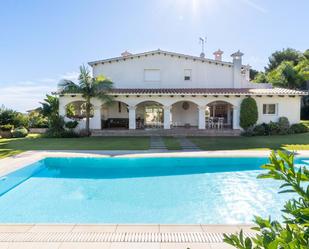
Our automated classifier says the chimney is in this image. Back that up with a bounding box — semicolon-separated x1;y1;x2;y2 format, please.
213;49;223;61
231;50;244;88
121;50;132;57
200;52;205;58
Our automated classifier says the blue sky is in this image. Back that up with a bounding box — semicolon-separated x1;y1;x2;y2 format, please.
1;0;308;111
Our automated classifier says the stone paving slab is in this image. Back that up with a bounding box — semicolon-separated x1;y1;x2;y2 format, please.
0;224;254;248
176;137;200;151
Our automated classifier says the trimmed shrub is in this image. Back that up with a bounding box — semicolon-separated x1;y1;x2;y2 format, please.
241;126;255;136
268;121;280;135
0;124;14;131
239;97;258;130
253;123;267;136
289;123;309;134
12;127;28;138
65;121;79;130
59;130;80;138
278;117;290;134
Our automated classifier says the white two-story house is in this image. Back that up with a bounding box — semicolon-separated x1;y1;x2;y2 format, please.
59;49;307;135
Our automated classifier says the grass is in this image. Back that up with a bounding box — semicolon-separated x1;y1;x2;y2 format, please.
1;132;309;159
163;137;182;150
0;134;150;159
189;132;309;151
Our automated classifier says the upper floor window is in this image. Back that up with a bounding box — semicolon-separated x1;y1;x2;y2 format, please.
263;104;277;115
184;69;192;81
144;69;160;82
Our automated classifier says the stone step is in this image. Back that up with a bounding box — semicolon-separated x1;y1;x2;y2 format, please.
149;136;166;150
177;137;200;151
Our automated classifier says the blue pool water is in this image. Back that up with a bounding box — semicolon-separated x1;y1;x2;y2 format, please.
0;157;308;224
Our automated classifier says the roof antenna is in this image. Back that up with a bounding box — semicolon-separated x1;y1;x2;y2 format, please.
199;37;207;58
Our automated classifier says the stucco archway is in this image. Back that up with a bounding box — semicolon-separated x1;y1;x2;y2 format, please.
206;100;234;128
135;101;164;129
101;101;129;129
65;101;94;120
171;100;199;128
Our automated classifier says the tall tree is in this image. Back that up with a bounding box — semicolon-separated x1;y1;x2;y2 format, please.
58;65;113;136
265;48;302;72
267;61;306;89
249;69;259;81
253;72;268;83
40;94;59;118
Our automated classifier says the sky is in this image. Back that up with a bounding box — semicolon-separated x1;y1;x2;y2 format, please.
0;0;308;112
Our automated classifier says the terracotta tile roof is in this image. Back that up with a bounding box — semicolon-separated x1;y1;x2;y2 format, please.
110;88;308;96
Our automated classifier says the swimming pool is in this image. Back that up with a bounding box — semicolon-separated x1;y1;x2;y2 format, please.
0;157;308;224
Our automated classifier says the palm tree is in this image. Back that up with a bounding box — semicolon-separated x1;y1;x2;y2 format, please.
58;65;113;136
40;94;59;118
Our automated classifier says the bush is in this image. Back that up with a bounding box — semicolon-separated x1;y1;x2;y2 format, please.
240;97;258;130
253;123;266;136
0;107;29;128
224;151;309;249
241;126;255;136
268;121;280;135
45;115;65;137
0;124;14;131
289;123;309;134
65;121;79;130
278;116;290;134
28;111;48;128
12;127;28;138
59;130;80;138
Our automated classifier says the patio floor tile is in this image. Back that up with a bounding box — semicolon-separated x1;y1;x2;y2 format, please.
7;242;61;249
72;225;117;232
0;225;33;233
161;243;211;249
59;242;111;249
201;225;240;233
29;225;75;232
116;225;159;233
209;242;235;249
110;242;160;249
159;225;203;233
0;243;9;249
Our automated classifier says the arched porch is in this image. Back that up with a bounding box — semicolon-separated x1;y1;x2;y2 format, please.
171;101;199;128
206;101;233;129
135;101;164;129
101;101;129;129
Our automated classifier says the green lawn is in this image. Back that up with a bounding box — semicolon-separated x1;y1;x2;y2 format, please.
189;133;309;151
1;132;309;159
0;134;150;159
163;137;182;150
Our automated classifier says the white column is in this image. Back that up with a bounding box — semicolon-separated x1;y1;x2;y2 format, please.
90;105;101;130
227;105;231;125
128;106;136;130
232;106;240;130
59;97;66;117
198;106;206;129
163;106;171;129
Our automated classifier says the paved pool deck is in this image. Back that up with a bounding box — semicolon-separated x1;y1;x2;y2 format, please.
0;150;308;248
0;224;256;248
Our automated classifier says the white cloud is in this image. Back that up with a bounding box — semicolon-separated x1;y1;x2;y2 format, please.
0;72;79;113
